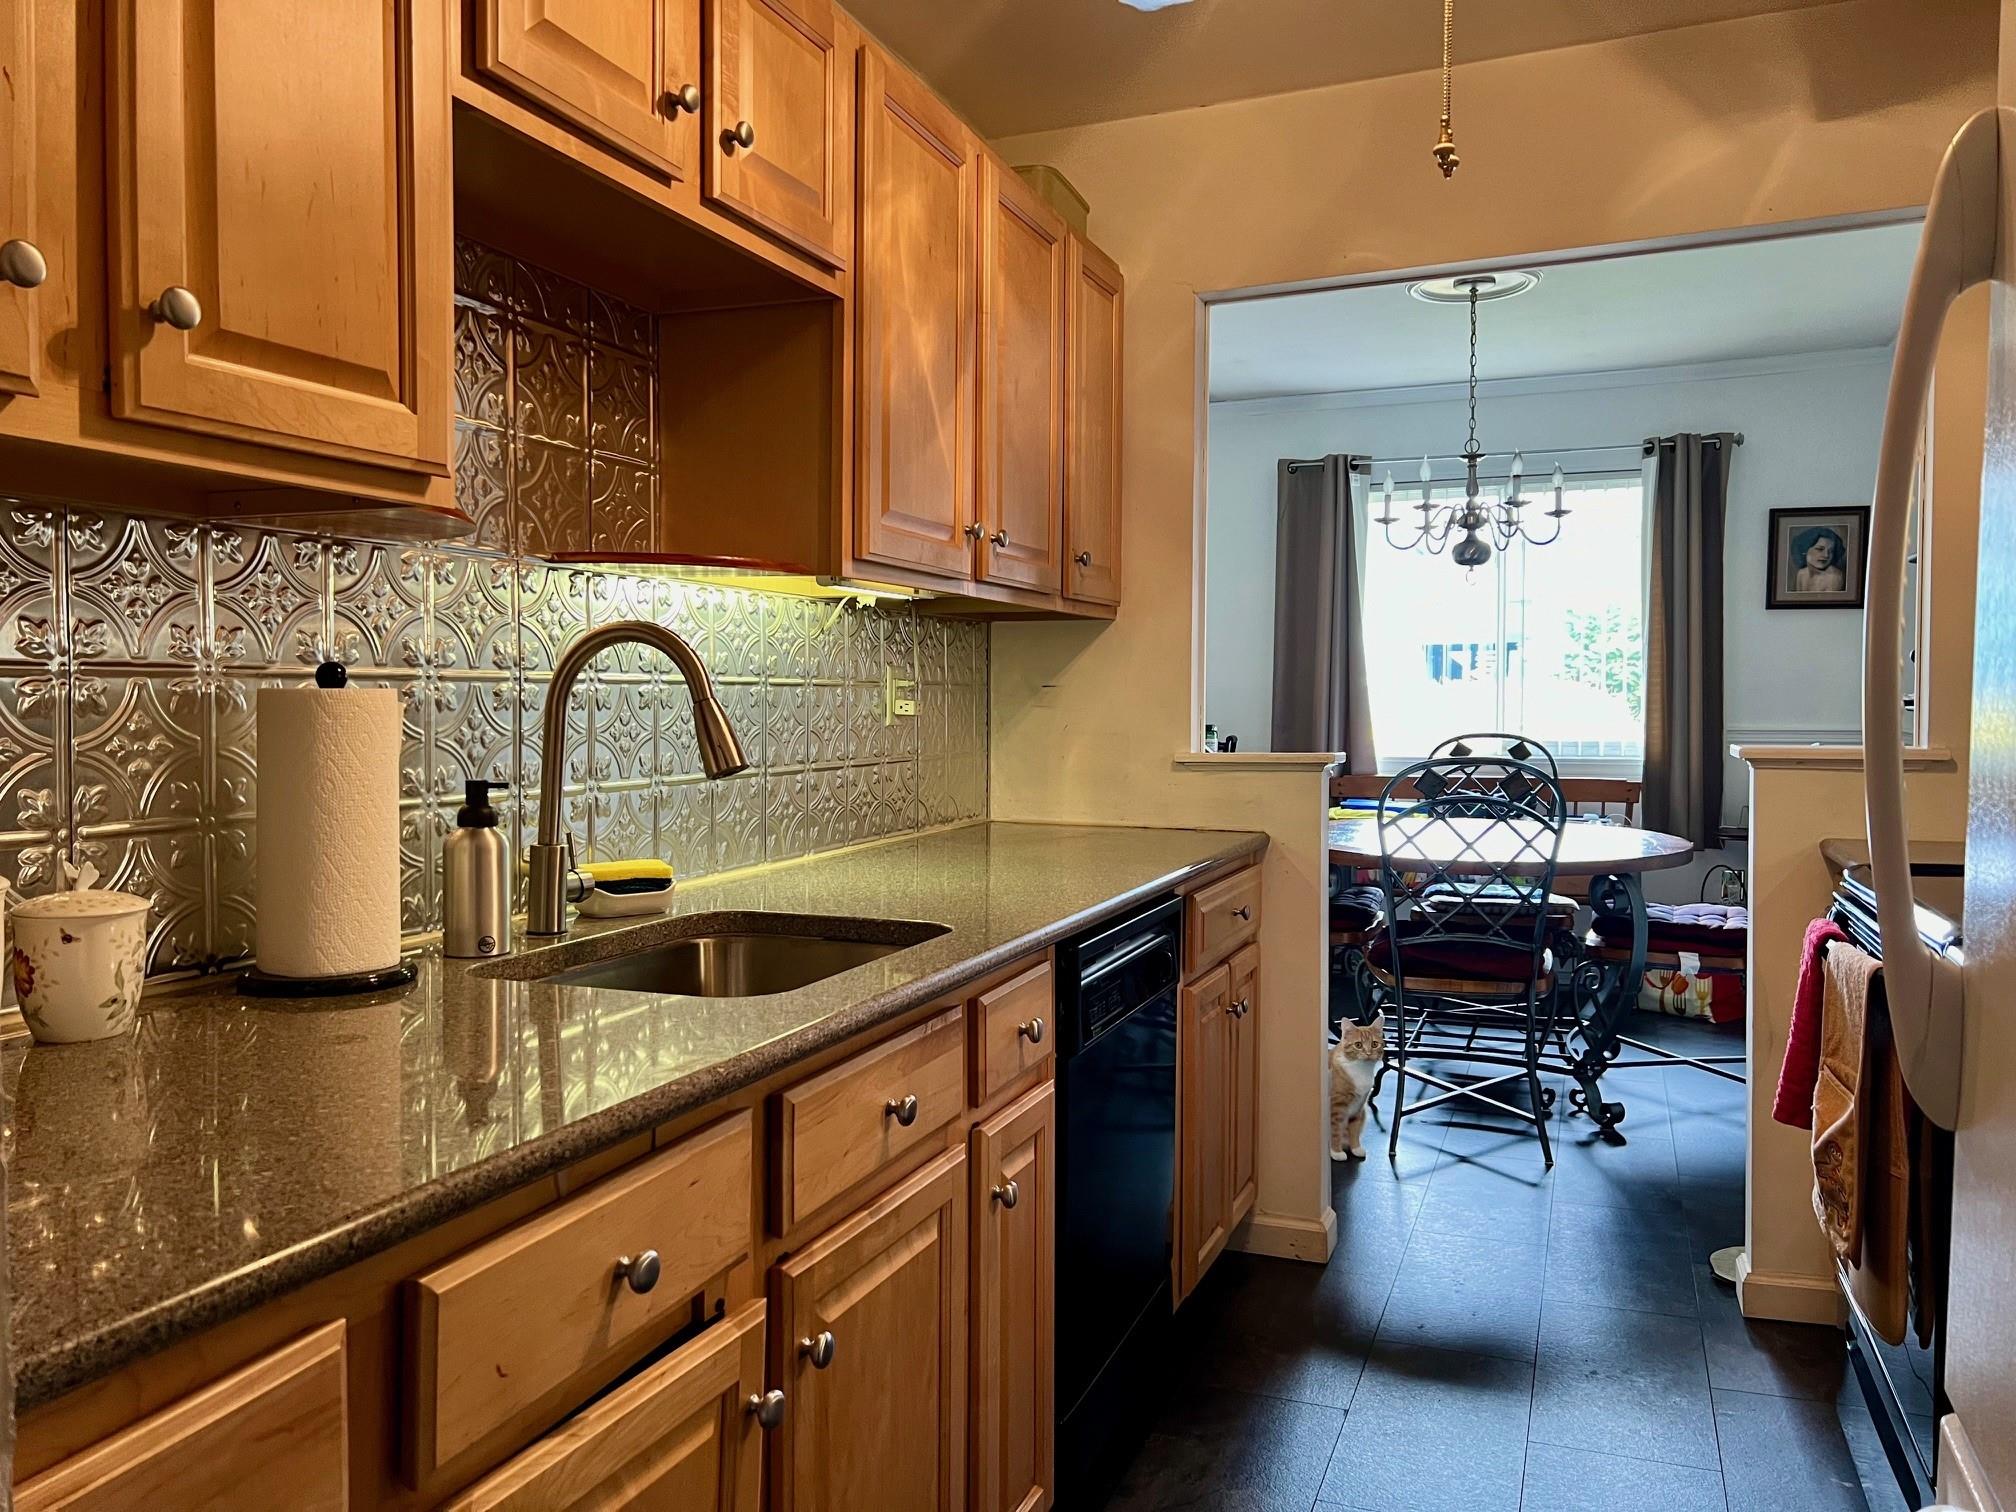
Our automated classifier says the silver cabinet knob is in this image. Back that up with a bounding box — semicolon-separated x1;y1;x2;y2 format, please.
725;120;755;151
1233;905;1251;921
747;1389;786;1429
1017;1017;1045;1045
1074;550;1093;568
615;1249;661;1294
885;1093;919;1128
0;240;46;290
991;1179;1020;1209
989;528;1010;547
1230;998;1251;1019
963;521;985;540
666;83;701;115
801;1331;836;1369
149;285;202;330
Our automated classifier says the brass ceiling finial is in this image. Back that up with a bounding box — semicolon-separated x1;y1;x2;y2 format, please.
1432;0;1459;178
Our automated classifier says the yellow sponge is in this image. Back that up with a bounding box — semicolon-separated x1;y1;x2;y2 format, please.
579;859;674;885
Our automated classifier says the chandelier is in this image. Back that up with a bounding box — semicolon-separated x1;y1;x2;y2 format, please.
1374;274;1569;570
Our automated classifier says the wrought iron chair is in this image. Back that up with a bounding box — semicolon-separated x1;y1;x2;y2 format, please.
1367;752;1571;1165
1428;732;1559;780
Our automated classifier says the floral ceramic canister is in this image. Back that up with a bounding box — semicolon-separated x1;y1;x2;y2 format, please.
10;889;149;1044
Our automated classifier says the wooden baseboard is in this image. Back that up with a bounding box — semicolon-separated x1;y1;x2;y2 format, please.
1231;1206;1336;1264
1939;1414;2007;1512
1733;1254;1846;1324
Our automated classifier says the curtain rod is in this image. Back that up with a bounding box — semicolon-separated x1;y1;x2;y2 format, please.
1284;434;1744;474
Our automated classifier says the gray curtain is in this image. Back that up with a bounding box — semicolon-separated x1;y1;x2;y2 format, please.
1270;456;1375;770
1641;433;1735;847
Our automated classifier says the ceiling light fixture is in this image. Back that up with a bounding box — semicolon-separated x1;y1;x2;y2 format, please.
1375;273;1569;572
1433;0;1459;177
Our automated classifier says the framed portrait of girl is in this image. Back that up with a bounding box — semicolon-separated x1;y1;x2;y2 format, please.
1767;506;1868;609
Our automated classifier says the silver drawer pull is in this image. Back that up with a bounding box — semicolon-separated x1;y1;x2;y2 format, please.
1230;998;1251;1019
0;240;46;290
1017;1017;1045;1045
1232;905;1252;921
748;1389;786;1429
991;1179;1020;1209
614;1250;661;1294
885;1093;920;1127
149;284;202;330
801;1331;837;1369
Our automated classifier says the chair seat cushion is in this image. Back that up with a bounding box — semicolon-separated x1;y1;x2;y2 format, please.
1592;901;1749;953
1331;885;1385;935
1370;927;1552;986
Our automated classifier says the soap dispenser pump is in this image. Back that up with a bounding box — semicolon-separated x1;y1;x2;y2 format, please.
443;779;511;959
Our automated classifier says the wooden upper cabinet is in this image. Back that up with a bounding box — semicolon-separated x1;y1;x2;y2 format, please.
1179;962;1232;1301
103;0;451;473
770;1147;968;1512
475;0;702;180
705;0;855;268
0;0;40;397
977;157;1066;595
852;44;977;583
1064;234;1124;607
970;1084;1055;1512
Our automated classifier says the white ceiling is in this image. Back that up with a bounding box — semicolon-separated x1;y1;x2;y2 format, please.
841;0;1849;138
1207;222;1922;403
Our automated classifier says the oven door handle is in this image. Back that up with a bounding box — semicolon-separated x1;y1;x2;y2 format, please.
1860;105;2005;1131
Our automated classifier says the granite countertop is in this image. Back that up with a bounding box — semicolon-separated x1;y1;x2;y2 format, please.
3;821;1265;1411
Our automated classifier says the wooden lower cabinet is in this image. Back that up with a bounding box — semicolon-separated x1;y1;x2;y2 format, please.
1227;943;1260;1230
442;1303;766;1511
15;1323;349;1512
969;1083;1054;1512
770;1146;968;1512
1179;962;1233;1299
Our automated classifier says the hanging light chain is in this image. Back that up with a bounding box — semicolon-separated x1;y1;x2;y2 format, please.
1433;0;1460;178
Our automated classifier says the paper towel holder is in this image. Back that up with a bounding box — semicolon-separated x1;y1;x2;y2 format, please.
239;659;419;1000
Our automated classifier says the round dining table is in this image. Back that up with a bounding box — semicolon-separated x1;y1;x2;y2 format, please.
1327;815;1696;1138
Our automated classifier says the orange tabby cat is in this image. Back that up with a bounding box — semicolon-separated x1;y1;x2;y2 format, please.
1329;1013;1386;1160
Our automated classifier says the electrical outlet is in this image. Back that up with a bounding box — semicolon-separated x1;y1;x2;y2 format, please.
882;665;917;726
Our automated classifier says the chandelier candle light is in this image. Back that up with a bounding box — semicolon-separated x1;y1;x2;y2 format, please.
1375;273;1569;572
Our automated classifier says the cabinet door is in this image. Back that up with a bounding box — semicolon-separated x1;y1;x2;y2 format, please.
852;45;976;582
976;158;1066;595
1063;235;1124;606
970;1084;1054;1512
771;1146;967;1512
1227;943;1260;1229
104;0;451;472
0;0;39;396
1179;963;1232;1300
439;1304;765;1512
705;0;854;267
16;1324;348;1512
476;0;700;180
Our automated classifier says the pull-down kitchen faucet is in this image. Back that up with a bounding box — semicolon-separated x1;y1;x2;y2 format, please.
526;621;747;935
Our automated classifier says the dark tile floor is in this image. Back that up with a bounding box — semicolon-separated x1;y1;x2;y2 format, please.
1093;1015;1907;1512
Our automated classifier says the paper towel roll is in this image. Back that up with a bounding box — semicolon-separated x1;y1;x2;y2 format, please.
255;684;403;978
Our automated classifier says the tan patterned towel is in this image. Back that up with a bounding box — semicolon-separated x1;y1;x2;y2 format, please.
1812;941;1881;1264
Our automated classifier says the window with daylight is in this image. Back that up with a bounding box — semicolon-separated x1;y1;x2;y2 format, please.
1361;473;1646;769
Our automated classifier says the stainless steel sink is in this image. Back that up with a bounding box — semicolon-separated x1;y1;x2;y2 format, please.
530;916;948;998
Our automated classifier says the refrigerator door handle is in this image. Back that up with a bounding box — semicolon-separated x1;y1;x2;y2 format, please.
1862;105;2007;1131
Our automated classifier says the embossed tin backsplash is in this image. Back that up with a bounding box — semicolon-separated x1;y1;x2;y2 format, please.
0;242;987;977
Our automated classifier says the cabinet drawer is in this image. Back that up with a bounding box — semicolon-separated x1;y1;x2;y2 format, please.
16;1323;348;1512
774;1008;964;1233
441;1303;767;1511
1186;866;1261;976
409;1112;753;1486
969;958;1054;1106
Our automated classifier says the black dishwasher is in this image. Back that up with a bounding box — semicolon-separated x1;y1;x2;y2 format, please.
1054;893;1183;1506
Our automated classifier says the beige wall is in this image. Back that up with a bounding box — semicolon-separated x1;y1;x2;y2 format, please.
989;0;1998;1258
